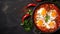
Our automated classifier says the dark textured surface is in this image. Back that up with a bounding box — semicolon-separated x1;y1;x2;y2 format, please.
0;0;60;34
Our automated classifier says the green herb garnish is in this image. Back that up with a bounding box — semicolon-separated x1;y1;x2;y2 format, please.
45;15;50;22
23;19;33;32
24;27;31;31
29;9;33;15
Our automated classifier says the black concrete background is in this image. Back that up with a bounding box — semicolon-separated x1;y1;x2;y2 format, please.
0;0;60;34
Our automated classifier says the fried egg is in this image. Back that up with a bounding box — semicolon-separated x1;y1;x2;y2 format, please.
36;18;45;27
48;10;57;20
37;8;47;17
49;21;56;28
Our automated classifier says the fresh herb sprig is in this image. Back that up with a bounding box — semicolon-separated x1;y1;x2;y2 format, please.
21;9;33;32
45;15;50;22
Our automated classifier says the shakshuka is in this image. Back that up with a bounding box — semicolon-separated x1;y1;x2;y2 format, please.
33;3;60;33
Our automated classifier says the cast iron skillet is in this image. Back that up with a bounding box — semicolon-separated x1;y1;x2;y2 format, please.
32;1;60;34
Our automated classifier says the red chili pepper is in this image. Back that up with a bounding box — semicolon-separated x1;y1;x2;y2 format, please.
22;14;30;23
25;3;36;8
36;0;41;2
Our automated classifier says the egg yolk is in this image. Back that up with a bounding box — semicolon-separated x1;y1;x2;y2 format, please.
51;10;57;17
37;20;43;26
49;21;55;28
41;8;47;16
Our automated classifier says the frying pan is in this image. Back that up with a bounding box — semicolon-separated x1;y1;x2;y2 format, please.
32;1;60;34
